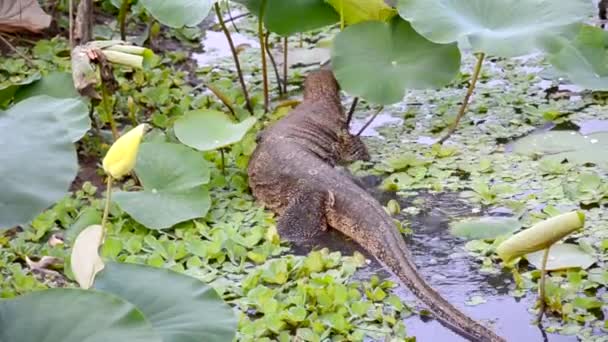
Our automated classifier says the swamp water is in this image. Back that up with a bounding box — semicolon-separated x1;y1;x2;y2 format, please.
292;179;576;342
190;11;606;341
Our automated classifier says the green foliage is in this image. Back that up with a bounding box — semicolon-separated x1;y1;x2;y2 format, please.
0;96;89;229
139;0;213;28
526;243;596;271
95;262;237;342
396;0;593;57
234;0;339;36
324;0;397;26
174;110;257;151
237;249;412;341
113;142;212;229
512;131;608;166
544;24;608;90
450;217;522;240
331;17;461;105
13;72;80;103
0;288;162;342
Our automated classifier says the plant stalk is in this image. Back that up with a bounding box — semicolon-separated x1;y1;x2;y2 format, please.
283;36;288;95
118;0;130;41
220;149;226;176
225;0;240;33
214;3;254;115
100;176;113;243
100;78;119;140
0;34;35;67
69;0;74;47
356;106;384;136
207;83;236;118
536;247;551;324
258;0;270;113
265;31;283;97
438;52;485;144
347;97;359;125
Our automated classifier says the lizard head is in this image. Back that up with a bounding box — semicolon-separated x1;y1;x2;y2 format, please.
303;69;341;102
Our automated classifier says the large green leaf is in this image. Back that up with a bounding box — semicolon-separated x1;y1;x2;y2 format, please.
450;217;521;240
543;24;608;90
526;243;596;271
234;0;339;36
325;0;397;26
140;0;213;28
331;17;461;105
512;131;608;167
396;0;593;57
174;110;257;151
113;142;211;229
0;73;40;108
14;71;80;102
0;96;87;229
0;288;162;342
95;262;237;342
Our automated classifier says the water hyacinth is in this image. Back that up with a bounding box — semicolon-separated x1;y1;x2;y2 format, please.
496;211;586;262
102;124;147;179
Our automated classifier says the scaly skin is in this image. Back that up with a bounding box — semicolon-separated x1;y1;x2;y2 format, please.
248;70;506;342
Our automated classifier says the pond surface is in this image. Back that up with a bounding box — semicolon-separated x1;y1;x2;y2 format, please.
293;176;578;342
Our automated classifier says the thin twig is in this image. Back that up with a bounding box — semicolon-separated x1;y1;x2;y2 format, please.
347;97;359;125
438;52;485;144
536;247;551;324
214;3;253;115
258;0;270;113
100;176;113;243
207;83;236;118
226;1;240;33
283;36;288;95
0;34;35;67
220;149;226;175
69;0;74;47
100;79;119;140
356;106;384;136
265;31;283;97
118;0;130;41
222;12;250;24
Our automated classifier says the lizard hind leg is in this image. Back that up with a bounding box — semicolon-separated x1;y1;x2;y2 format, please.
275;189;331;244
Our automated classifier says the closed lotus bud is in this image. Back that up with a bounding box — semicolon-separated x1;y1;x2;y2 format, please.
103;124;147;179
496;211;585;262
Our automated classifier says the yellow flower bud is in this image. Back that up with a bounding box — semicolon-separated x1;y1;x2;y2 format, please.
102;124;147;179
496;211;585;263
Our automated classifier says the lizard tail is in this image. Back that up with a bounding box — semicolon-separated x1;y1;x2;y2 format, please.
375;214;506;342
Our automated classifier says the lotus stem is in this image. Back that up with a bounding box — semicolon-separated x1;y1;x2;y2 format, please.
438;52;485;144
214;2;254;115
100;176;113;243
536;247;551;324
0;34;35;67
347;97;359;125
220;149;226;176
265;31;283;97
207;83;236;118
357;106;384;136
69;0;74;47
258;0;270;113
283;36;288;95
225;0;240;33
100;78;119;140
118;0;130;41
339;0;345;30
